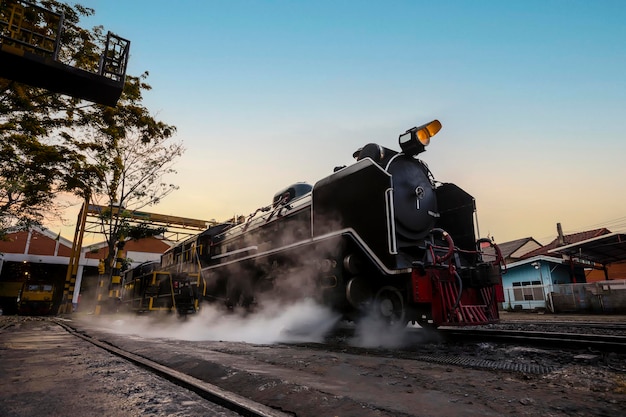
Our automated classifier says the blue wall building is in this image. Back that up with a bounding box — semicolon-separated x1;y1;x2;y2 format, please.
501;255;586;311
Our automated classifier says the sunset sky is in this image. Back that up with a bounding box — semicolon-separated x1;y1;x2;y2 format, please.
55;0;626;245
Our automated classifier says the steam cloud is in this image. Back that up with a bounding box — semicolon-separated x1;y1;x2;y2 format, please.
88;298;340;345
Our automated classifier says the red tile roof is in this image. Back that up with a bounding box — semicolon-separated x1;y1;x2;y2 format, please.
521;228;611;259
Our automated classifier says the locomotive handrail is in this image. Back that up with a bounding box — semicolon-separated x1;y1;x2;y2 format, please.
266;194;290;223
451;268;464;311
429;228;455;264
476;238;507;274
476;238;503;262
211;246;258;260
243;205;272;231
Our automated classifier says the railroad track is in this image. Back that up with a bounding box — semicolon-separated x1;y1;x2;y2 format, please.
505;322;626;332
439;327;626;352
50;316;626;389
53;319;292;417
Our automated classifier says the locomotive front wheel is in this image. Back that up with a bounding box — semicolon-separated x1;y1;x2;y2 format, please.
374;286;406;328
416;314;437;329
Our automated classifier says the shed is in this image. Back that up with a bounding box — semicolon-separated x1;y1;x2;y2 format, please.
0;226;172;314
548;232;626;281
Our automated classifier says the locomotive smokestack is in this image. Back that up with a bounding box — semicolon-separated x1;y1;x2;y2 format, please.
556;222;565;246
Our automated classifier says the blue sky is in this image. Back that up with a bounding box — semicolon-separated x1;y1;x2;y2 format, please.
66;0;626;244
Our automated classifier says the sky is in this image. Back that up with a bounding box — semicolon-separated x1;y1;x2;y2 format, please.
53;0;626;245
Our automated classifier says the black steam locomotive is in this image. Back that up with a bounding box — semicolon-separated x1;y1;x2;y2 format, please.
120;261;197;315
154;119;504;327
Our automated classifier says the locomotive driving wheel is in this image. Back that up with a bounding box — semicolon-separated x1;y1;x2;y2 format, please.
374;286;406;327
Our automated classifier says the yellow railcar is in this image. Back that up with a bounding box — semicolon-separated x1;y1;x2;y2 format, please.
17;281;58;315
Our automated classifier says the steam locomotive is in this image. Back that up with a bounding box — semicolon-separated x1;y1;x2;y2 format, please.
154;119;504;327
120;261;197;315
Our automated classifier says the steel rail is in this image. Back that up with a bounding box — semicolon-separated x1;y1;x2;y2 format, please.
439;328;626;352
53;319;292;417
497;321;626;331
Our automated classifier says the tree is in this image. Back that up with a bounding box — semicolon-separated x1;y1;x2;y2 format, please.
0;0;182;265
0;1;104;233
87;72;182;266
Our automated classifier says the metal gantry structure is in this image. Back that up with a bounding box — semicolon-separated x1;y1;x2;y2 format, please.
58;199;214;314
0;0;130;106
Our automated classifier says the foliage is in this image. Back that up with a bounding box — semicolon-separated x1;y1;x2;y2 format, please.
0;1;183;269
0;0;104;229
87;71;182;261
88;72;181;211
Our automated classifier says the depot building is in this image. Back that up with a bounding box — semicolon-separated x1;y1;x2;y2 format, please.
0;226;171;314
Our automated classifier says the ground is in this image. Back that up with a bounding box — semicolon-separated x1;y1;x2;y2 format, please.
0;314;625;417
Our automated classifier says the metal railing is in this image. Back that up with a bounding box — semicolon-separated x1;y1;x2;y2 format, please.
503;279;626;313
0;0;63;58
552;279;626;313
1;0;130;81
99;31;130;81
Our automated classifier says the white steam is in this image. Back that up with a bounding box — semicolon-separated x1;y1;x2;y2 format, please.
88;298;340;345
349;306;442;349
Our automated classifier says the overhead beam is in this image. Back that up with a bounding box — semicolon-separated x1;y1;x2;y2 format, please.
86;204;213;230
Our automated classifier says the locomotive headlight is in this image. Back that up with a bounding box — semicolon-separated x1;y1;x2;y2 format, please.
399;119;442;156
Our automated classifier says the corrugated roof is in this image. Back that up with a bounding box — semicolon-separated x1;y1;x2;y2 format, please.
549;232;626;265
521;228;611;259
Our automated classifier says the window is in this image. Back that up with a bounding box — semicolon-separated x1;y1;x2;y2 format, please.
511;281;545;301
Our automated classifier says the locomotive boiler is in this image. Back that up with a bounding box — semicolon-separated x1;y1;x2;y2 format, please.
161;119;504;327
